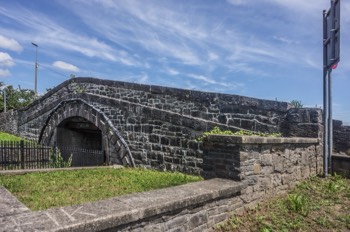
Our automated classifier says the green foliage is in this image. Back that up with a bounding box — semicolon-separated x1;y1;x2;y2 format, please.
49;148;72;168
286;193;309;216
0;168;203;210
0;82;36;112
0;132;23;141
290;100;303;108
196;126;282;141
215;175;350;232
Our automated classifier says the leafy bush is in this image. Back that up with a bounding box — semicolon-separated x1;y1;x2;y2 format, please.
286;193;309;216
49;148;72;168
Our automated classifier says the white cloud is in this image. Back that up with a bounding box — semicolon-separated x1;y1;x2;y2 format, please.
0;69;10;77
52;61;80;72
62;0;204;65
226;0;246;5
208;52;219;61
267;0;322;13
187;74;216;85
273;36;299;45
0;52;15;67
138;73;149;83
0;35;22;52
0;6;118;62
167;68;179;76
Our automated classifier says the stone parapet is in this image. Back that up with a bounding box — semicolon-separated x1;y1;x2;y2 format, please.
203;135;322;203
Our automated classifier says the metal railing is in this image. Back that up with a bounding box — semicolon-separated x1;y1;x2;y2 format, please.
0;140;51;170
57;146;106;167
0;141;106;170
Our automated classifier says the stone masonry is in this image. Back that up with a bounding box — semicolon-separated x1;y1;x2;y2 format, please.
203;135;322;204
0;77;325;173
0;135;322;231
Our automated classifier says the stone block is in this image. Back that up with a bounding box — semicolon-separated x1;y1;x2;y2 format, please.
273;158;284;173
189;211;208;230
149;134;159;143
161;137;170;145
164;216;188;230
253;163;261;174
212;213;228;225
260;153;273;166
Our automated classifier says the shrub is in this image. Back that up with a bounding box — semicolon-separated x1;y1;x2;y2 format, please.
49;148;72;168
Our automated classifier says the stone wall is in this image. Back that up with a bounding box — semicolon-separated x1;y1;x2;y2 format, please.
0;77;324;172
333;120;350;155
0;135;323;231
280;108;323;139
332;154;350;177
203;135;322;204
12;77;298;139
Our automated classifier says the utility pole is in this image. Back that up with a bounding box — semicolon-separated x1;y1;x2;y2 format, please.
323;0;340;176
32;42;38;96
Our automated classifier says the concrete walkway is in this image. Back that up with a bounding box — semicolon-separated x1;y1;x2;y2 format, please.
0;187;30;218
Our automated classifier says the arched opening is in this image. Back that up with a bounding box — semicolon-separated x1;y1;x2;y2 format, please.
56;116;105;166
39;99;135;167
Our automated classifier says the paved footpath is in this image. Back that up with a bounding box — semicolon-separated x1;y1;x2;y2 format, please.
0;187;30;218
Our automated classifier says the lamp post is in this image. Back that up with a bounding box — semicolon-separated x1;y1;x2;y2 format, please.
32;42;38;96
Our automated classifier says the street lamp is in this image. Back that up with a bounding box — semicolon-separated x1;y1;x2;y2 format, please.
0;85;8;113
32;42;38;96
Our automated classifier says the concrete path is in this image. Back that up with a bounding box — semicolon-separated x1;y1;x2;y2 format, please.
0;187;30;218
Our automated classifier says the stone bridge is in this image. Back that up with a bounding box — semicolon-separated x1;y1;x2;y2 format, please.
0;77;324;174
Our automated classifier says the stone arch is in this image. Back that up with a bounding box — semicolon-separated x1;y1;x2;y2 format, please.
38;98;135;167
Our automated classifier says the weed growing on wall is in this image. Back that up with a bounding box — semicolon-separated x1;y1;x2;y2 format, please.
196;126;282;141
290;100;304;108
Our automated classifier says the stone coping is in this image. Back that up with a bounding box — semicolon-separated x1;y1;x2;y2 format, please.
206;135;319;144
0;178;244;232
332;153;350;159
24;77;289;112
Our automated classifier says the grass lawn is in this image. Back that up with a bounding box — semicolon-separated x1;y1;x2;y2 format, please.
0;131;23;141
0;168;203;211
215;174;350;232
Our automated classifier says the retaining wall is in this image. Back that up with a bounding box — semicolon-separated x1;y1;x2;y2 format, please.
0;135;322;231
203;135;322;205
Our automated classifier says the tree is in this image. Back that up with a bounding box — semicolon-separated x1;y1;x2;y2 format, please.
0;82;36;112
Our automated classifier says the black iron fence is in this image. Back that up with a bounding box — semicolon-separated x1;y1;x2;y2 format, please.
58;146;106;167
0;140;51;170
0;141;106;170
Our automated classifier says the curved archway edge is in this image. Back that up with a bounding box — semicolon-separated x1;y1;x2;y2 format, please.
38;98;135;167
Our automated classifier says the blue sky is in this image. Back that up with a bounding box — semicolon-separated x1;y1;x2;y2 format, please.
0;0;349;124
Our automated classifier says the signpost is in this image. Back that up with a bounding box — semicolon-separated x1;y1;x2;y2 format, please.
323;0;340;176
